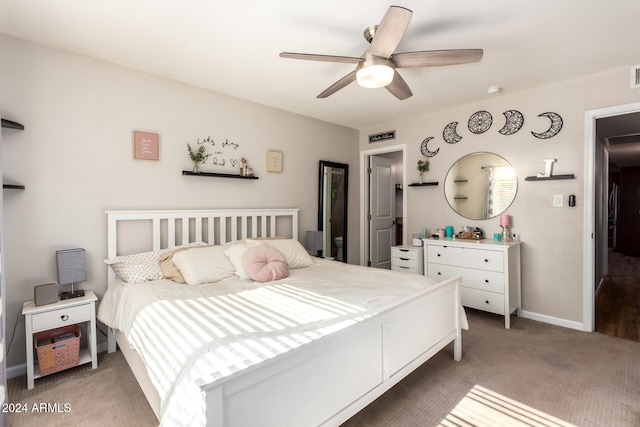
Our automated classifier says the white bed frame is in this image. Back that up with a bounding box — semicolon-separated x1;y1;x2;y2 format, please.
105;208;462;426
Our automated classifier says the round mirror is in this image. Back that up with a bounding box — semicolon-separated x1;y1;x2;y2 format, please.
444;152;517;220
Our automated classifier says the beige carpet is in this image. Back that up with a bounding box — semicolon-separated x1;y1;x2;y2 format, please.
7;309;640;426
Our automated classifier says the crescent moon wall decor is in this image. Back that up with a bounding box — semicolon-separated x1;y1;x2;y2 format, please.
443;121;463;144
531;112;563;139
498;110;524;135
420;137;440;157
468;111;493;134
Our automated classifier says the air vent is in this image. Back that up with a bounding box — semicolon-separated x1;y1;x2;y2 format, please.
605;134;640;145
632;64;640;89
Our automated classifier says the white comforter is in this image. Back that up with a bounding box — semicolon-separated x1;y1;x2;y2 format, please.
98;258;462;426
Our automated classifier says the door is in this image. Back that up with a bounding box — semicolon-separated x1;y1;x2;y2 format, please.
369;156;395;269
617;166;640;256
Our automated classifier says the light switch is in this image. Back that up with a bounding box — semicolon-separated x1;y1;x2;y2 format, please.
553;194;564;207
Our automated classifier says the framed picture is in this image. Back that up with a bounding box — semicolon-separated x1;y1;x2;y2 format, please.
266;150;283;172
133;131;159;160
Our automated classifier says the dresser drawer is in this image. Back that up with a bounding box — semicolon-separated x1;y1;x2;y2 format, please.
31;304;91;332
427;245;503;272
461;288;505;315
391;247;419;260
427;263;505;294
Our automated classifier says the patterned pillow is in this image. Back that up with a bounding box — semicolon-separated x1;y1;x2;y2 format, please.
242;244;289;282
104;242;207;284
104;250;164;284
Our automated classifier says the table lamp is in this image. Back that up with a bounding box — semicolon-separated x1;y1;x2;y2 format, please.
306;230;323;257
56;248;87;299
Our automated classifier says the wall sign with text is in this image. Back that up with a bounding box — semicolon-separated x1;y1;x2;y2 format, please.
133;131;159;160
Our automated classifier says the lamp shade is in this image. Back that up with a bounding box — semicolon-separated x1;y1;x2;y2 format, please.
56;248;87;285
356;64;394;88
306;231;323;251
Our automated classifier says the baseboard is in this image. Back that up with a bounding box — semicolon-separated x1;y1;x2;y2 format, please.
7;341;110;380
520;310;584;331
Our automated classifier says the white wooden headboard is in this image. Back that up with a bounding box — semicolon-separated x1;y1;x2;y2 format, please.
106;208;299;284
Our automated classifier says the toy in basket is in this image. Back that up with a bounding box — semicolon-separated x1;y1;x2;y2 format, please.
35;324;81;376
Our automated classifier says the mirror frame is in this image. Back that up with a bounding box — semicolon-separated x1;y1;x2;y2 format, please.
444;152;517;220
318;160;348;262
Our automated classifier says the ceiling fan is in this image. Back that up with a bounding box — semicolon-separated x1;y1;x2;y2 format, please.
280;5;483;100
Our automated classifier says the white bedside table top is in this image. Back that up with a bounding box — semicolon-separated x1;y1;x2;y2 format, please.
22;290;97;315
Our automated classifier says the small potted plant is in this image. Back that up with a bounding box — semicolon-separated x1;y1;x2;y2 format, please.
187;143;210;173
417;158;429;184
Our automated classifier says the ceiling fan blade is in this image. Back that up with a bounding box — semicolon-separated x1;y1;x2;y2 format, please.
392;49;483;68
369;6;413;58
317;71;357;98
385;70;412;100
280;52;363;64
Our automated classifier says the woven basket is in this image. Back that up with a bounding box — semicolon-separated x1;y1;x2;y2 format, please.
35;324;81;376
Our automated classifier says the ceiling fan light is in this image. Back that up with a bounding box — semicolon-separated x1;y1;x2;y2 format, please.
356;64;394;88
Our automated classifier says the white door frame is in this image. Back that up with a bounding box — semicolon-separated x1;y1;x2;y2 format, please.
360;144;407;266
583;101;640;332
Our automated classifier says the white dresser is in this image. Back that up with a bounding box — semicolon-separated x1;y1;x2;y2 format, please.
391;245;424;275
423;238;522;328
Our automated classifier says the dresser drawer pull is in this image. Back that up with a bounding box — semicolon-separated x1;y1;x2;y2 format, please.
437;253;441;257
399;266;410;269
61;315;69;321
399;249;409;252
485;279;490;283
437;272;442;276
485;300;490;305
484;259;489;262
399;257;410;261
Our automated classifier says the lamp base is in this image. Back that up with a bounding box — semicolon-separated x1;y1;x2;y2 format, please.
60;289;85;300
500;226;513;242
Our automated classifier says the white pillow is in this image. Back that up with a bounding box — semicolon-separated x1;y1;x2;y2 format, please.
246;239;314;269
172;245;236;285
224;243;254;279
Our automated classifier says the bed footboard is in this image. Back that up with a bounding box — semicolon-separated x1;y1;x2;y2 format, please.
201;275;462;427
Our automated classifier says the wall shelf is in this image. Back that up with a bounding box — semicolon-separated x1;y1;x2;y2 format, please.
525;174;575;181
408;182;438;187
2;117;26;189
1;118;24;130
182;170;258;180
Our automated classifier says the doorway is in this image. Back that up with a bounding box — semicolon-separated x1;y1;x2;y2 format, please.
585;102;640;334
594;111;640;341
360;145;406;267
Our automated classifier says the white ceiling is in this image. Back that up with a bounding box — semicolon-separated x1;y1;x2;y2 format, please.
1;0;640;130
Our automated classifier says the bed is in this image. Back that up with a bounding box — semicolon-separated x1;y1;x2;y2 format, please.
98;208;464;427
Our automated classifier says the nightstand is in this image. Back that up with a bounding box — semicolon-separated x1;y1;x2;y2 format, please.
22;290;98;389
391;245;424;275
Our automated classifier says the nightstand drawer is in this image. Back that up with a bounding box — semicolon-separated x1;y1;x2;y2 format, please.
391;265;418;274
391;247;419;260
31;304;91;332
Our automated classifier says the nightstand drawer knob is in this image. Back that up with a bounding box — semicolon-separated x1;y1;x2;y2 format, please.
60;315;69;321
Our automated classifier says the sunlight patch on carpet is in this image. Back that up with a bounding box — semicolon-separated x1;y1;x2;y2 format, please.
439;385;576;427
